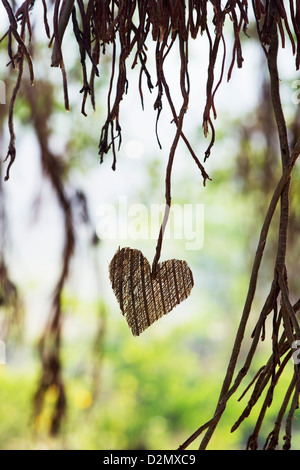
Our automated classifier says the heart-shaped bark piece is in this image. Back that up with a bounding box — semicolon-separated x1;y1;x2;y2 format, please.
109;247;194;336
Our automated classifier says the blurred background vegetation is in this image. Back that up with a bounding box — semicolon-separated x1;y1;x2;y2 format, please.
0;4;300;450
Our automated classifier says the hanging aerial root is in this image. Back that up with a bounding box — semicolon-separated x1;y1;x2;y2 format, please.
2;1;300;180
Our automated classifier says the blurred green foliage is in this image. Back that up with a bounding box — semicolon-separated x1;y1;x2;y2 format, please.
1;312;299;450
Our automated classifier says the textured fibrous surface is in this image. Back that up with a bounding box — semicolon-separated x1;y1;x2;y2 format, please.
109;247;194;336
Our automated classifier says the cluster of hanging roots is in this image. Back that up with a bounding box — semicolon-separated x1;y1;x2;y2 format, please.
1;0;300;449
